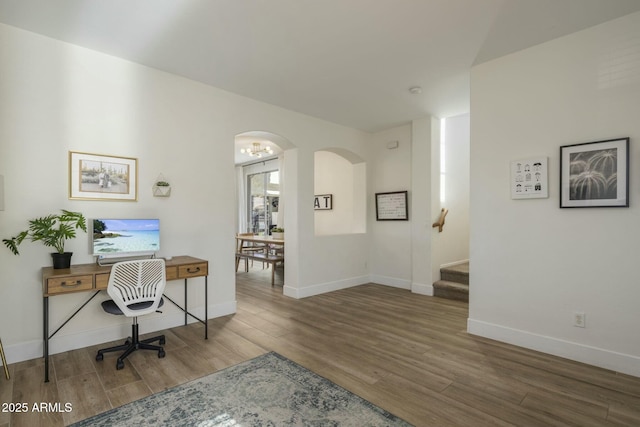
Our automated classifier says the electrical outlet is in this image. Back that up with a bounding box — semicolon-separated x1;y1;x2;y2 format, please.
573;312;586;328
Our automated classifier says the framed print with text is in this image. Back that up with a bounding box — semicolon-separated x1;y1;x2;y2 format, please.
375;191;408;220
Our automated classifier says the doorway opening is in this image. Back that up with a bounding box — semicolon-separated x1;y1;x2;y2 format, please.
247;168;280;235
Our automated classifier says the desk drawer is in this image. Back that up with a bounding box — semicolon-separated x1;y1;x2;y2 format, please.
47;275;93;295
166;266;178;281
178;262;208;278
95;273;109;290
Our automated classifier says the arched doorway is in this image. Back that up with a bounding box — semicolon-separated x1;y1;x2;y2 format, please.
234;131;296;290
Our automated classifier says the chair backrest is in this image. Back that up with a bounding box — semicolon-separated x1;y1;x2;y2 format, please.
107;259;166;317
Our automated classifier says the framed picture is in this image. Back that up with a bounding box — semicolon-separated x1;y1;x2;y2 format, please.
375;191;408;220
314;194;333;210
560;138;629;208
69;151;138;201
510;157;548;199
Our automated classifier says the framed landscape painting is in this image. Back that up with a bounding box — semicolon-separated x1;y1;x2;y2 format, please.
69;151;138;201
560;138;629;208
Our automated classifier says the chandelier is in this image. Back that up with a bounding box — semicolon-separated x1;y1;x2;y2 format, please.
240;142;274;158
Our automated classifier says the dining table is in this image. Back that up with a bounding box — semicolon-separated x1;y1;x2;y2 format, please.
235;234;285;286
235;234;285;249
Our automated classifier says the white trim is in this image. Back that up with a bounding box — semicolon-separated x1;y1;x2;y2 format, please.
411;282;433;296
440;259;469;269
369;274;411;290
284;275;369;299
467;318;640;378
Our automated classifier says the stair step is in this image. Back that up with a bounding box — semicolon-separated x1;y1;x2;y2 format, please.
440;264;469;285
433;280;469;302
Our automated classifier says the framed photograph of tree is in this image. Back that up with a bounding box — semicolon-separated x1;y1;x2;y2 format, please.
560;138;629;208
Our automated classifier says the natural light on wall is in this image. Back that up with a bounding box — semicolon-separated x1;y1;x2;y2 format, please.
440;117;446;204
314;149;366;235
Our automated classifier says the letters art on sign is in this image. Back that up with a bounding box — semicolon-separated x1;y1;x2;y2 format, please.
314;194;333;210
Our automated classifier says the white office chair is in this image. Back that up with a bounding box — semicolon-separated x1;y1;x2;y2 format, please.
95;258;167;370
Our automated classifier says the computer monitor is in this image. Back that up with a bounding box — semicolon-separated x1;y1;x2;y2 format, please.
91;218;160;262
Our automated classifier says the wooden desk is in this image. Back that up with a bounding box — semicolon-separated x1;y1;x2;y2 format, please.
41;256;208;382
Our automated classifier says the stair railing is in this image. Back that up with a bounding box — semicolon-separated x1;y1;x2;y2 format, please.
432;208;448;232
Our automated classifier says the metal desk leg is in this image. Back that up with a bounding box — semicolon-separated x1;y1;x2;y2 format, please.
184;278;188;326
43;296;49;383
205;275;208;339
1;338;9;380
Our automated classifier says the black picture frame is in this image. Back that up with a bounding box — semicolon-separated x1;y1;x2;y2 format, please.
314;194;333;210
375;191;408;220
560;137;629;208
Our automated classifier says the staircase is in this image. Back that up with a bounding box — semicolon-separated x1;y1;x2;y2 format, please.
433;262;469;302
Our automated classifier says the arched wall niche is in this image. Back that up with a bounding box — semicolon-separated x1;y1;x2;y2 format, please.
314;148;366;236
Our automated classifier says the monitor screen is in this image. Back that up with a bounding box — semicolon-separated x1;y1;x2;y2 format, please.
92;218;160;257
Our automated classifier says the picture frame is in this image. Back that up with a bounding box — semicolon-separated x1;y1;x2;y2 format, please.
510;157;549;199
375;191;408;220
69;151;138;201
560;138;629;208
314;194;333;210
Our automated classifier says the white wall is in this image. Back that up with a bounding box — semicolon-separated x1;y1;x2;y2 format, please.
469;12;640;376
0;24;371;363
368;125;414;289
431;113;470;280
366;119;438;294
314;150;365;236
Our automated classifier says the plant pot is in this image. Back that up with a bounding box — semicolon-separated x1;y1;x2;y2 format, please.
51;252;73;269
272;232;284;239
153;185;171;197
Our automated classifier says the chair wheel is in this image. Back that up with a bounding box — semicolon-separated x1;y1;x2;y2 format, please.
159;338;166;345
95;353;104;362
158;349;165;358
116;360;125;370
124;339;131;345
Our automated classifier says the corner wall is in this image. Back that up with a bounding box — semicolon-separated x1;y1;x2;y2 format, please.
469;12;640;376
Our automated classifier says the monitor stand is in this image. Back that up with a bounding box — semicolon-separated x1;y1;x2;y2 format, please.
96;253;156;266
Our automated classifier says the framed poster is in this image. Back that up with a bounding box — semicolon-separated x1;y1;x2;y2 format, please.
510;157;548;199
314;194;333;210
560;138;629;208
69;151;138;201
375;191;408;220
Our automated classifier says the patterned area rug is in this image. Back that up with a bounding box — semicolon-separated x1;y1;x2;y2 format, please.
72;352;412;426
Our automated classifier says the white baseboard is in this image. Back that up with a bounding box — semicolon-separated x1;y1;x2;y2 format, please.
1;301;236;366
467;318;640;378
369;274;411;290
411;282;434;296
284;275;369;299
283;275;432;299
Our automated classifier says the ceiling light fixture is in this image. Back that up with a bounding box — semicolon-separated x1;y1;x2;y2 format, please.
240;142;274;158
409;86;422;94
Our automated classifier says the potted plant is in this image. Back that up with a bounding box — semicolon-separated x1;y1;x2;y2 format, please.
271;228;284;239
3;210;87;269
153;180;171;197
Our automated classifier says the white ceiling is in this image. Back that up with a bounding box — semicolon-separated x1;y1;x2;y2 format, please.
1;0;639;134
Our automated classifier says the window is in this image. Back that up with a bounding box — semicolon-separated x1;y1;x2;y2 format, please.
247;170;280;234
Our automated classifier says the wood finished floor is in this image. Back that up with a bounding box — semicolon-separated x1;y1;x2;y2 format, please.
2;264;640;426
